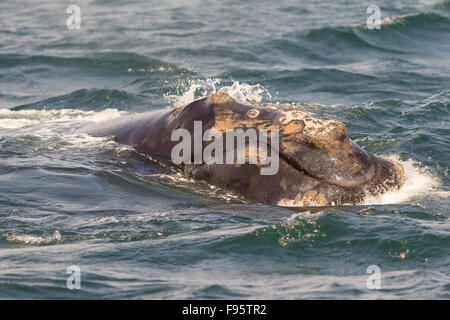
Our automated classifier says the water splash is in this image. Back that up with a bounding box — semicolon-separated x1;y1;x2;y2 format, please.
363;155;448;205
167;79;272;108
218;81;272;104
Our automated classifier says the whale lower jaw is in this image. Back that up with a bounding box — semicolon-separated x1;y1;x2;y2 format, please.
275;156;405;207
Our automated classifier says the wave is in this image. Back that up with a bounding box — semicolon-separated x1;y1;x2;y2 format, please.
433;0;450;11
278;12;450;57
355;12;448;29
210;208;449;263
0;52;192;75
353;12;449;52
0;52;196;111
9;88;141;112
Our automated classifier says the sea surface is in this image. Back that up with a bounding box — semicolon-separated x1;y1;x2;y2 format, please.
0;0;449;299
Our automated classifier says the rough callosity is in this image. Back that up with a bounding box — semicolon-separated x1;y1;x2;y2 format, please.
209;92;234;104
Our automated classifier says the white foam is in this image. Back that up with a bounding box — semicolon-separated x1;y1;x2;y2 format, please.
284;211;319;224
156;171;244;202
363;155;448;205
0;108;128;153
0;108;125;129
61;133;120;150
5;230;61;245
0;118;41;129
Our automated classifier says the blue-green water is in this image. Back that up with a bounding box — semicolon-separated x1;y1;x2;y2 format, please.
0;0;449;299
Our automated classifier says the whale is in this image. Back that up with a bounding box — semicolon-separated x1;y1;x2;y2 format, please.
77;93;405;206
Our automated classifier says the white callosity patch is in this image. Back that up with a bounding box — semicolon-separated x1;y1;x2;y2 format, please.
303;118;341;139
280;109;341;139
279;109;312;125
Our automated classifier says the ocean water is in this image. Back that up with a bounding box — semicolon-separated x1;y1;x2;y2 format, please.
0;0;449;299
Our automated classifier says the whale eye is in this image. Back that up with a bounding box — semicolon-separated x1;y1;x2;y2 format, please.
247;109;260;118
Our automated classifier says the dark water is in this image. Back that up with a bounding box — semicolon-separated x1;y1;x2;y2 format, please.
0;0;449;299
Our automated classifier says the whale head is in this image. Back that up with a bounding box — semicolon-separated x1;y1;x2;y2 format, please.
169;93;404;206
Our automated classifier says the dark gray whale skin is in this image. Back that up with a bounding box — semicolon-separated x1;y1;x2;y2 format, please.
77;93;404;206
